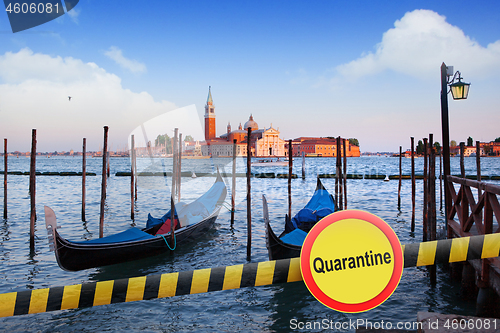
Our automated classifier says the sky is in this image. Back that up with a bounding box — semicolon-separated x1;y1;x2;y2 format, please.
0;1;499;153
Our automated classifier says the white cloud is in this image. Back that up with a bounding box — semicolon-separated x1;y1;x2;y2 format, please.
104;46;147;74
0;48;176;151
0;48;99;83
335;9;500;81
67;8;80;24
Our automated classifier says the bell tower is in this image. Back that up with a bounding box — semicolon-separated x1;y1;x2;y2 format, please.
204;86;216;141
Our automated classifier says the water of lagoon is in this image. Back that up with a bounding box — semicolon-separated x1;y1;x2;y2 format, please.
0;156;499;332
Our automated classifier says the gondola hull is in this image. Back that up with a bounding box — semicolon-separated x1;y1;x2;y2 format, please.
45;172;227;271
263;178;335;260
50;208;221;271
264;208;301;260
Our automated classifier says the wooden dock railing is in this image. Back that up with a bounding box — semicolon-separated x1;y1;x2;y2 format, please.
447;176;500;237
446;175;500;288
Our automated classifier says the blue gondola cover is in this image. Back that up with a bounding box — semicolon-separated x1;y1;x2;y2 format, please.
280;228;308;246
72;228;155;244
284;188;335;233
146;210;178;229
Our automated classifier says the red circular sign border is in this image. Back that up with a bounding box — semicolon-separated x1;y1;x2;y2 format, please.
300;209;404;313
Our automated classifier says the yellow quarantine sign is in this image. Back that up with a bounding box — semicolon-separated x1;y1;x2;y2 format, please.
301;210;403;313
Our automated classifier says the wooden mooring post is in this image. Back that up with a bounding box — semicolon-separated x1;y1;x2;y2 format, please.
29;129;36;249
428;134;436;284
246;127;252;261
429;135;436;242
440;152;443;211
3;138;7;219
423;137;428;241
398;146;402;209
339;137;343;209
134;141;137;201
476;141;481;198
99;126;109;238
82;138;86;221
130;135;135;220
178;133;182;202
172;129;178;203
335;142;339;208
288;139;292;220
335;137;342;210
231;139;236;225
106;151;110;178
460;142;465;178
343;139;347;210
301;151;305;180
171;128;178;244
411;137;415;232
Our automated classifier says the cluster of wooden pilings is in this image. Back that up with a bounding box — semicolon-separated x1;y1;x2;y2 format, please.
2;127;114;250
410;134;440;283
1;125;226;252
405;133;500;317
2;126;193;250
405;136;441;237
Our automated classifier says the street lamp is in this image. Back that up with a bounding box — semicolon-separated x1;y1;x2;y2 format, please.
440;62;470;235
448;69;471;100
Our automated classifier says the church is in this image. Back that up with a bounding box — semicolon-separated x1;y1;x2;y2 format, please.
201;87;286;157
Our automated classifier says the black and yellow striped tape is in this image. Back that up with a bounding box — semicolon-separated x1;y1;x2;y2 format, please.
1;233;499;318
403;233;500;268
0;257;302;318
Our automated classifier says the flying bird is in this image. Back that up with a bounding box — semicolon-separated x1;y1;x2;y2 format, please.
68;96;72;101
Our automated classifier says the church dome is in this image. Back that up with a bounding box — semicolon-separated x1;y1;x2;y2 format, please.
244;115;259;131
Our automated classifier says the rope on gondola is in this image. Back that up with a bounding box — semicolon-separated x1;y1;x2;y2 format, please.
221;201;233;212
159;233;176;251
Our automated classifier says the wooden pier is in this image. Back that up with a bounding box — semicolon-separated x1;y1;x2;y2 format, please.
445;174;500;316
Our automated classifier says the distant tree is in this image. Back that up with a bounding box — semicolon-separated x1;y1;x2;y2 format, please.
184;135;194;142
450;140;457;148
467;136;473;146
484;145;491;155
155;134;166;146
416;140;424;154
348;138;359;147
495;137;500;143
155;134;172;154
433;142;441;154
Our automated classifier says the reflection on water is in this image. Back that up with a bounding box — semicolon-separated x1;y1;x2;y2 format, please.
0;156;498;331
26;248;39;290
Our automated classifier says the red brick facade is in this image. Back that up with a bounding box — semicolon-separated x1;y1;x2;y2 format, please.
287;137;360;157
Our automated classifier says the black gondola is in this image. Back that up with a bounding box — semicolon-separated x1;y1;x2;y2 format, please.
45;172;227;271
263;178;336;260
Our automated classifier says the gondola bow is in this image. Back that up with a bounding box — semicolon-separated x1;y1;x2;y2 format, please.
263;178;337;260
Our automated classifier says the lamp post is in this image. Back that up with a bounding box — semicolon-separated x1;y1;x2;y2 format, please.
440;62;470;236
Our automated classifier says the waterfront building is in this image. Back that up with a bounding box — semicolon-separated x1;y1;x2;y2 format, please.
204;86;216;141
183;140;202;156
201;87;286;157
289;137;360;157
200;87;360;158
479;141;500;156
491;142;500;156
